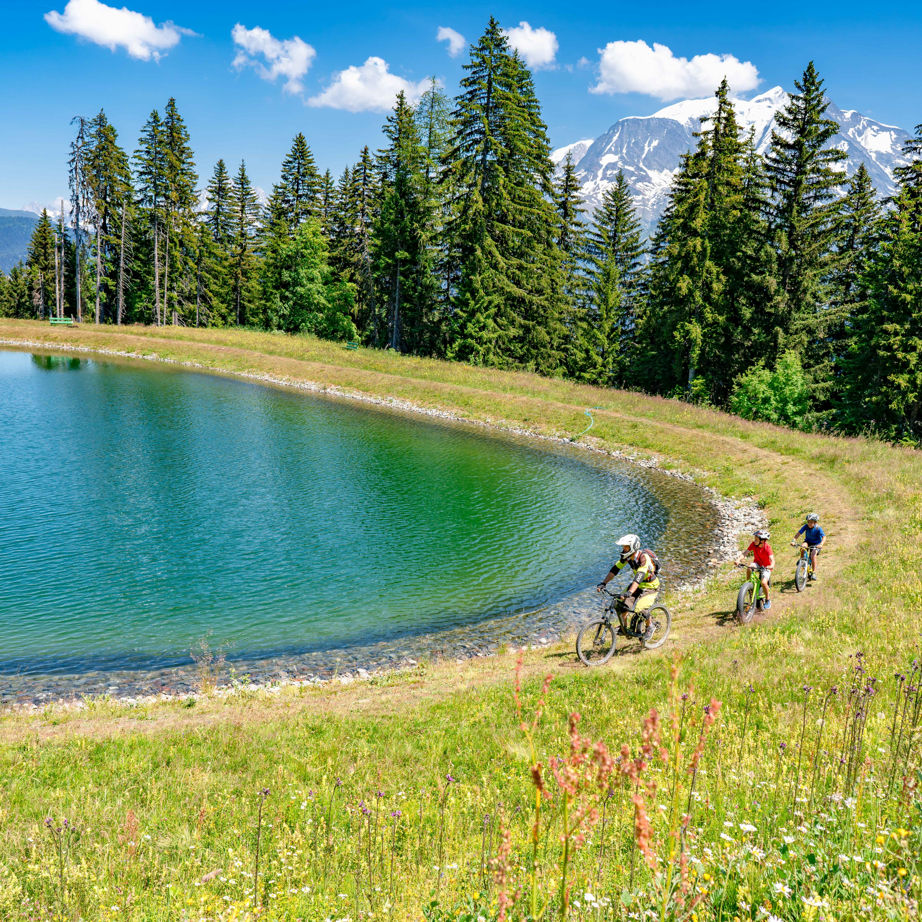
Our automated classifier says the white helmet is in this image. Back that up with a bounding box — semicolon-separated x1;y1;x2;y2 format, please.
806;512;819;523
617;534;641;559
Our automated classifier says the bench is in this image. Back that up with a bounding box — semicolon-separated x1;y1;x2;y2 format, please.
345;342;358;351
49;318;75;325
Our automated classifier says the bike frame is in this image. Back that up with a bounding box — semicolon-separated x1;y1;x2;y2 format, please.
799;543;820;572
743;565;770;604
603;591;645;638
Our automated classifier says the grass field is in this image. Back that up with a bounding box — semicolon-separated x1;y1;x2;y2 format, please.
0;320;919;922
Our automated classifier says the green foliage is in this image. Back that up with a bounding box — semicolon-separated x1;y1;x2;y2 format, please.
730;350;811;427
266;220;357;341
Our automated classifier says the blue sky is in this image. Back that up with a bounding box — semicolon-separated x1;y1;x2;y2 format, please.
2;0;920;209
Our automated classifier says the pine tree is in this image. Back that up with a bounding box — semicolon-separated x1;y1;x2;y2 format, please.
68;115;92;322
206;159;234;246
581;171;643;385
764;63;847;358
823;164;880;407
0;263;31;318
894;124;922;204
161;98;198;324
26;210;57;318
318;170;335;234
229;161;261;326
443;19;565;371
85;110;132;323
838;182;922;439
374;91;438;353
203;159;235;323
134;109;166;324
266;134;322;234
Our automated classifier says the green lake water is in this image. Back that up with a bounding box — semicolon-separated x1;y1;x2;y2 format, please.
0;349;717;678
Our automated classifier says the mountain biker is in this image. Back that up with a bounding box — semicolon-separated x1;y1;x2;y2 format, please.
737;530;774;611
596;534;661;642
792;512;826;581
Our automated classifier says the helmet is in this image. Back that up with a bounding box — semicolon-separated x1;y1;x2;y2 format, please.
616;534;641;559
806;512;819;523
754;529;770;541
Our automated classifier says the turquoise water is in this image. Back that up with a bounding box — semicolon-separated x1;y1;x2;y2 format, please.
0;349;711;677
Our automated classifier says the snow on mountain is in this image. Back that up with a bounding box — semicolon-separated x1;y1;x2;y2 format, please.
22;199;71;219
555;87;913;234
551;139;594;170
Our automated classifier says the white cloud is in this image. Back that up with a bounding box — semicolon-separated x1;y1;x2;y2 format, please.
591;40;759;101
44;0;193;61
436;26;465;58
505;22;558;70
232;24;316;95
308;57;432;113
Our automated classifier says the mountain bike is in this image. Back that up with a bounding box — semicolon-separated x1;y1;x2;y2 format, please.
791;541;819;592
576;588;671;666
736;563;770;624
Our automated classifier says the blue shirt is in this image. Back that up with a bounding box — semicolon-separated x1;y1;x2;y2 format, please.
797;524;825;545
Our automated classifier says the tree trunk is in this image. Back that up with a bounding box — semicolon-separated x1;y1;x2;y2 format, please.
74;204;82;323
163;216;170;325
391;259;401;351
195;244;202;328
153;213;161;326
117;207;127;325
95;222;102;324
54;243;61;319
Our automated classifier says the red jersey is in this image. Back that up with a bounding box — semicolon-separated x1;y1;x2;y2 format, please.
747;541;773;567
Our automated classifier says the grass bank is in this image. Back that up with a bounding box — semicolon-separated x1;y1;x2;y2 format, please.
0;320;920;921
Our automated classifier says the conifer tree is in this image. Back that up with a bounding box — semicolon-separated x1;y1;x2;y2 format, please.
838;180;922;439
823;164;880;406
26;210;57;318
266;134;322;234
581;171;643;385
318;170;335;234
375;91;438;353
134;109;166;324
229;161;261;325
68;115;92;322
203;159;235;322
894;124;922;203
764;63;847;357
161;98;198;323
443;19;565;371
206;160;234;246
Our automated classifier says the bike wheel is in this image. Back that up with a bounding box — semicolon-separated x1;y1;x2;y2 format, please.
576;619;617;666
737;582;755;624
794;558;807;592
642;606;671;650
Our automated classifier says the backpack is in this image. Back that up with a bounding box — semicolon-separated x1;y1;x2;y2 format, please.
637;548;661;578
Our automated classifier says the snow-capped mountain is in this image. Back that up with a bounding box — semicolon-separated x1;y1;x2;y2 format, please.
551;139;594;171
557;87;913;233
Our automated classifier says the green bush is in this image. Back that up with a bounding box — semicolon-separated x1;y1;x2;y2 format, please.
730;350;811;427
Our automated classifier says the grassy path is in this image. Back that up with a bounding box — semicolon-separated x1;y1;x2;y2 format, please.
0;320;919;921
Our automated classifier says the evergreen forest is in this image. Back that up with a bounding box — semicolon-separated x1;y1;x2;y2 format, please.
3;18;921;442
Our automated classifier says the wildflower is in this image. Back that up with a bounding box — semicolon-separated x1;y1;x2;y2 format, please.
802;896;829;909
720;832;735;843
739;823;757;833
773;883;793;897
445;774;456;783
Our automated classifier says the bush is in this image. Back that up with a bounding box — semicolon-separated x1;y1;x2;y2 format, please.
730;350;810;427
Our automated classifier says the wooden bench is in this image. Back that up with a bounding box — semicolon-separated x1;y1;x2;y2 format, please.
49;318;75;326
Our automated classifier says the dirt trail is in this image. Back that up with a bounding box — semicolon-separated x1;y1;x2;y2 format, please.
0;325;861;739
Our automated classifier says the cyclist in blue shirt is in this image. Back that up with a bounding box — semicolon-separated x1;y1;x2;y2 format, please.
791;513;826;581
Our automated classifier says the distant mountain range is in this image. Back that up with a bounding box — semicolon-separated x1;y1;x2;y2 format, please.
0;209;39;274
552;87;913;233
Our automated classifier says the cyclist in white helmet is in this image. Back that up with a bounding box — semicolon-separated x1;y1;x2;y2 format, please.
736;529;774;610
597;534;661;642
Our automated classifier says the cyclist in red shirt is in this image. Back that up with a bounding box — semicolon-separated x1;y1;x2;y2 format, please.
736;530;775;610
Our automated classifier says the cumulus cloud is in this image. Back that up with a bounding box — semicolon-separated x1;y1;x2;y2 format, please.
44;0;193;61
436;26;465;58
505;21;558;70
591;40;759;101
232;24;316;95
308;57;432;113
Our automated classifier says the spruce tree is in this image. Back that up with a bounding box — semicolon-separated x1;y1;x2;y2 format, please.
229;161;261;326
203;159;235;323
443;19;565;371
374;91;438;353
26;210;57;318
894;124;922;203
134;109;166;324
581;171;643;385
161;98;198;324
764;63;847;358
68;115;91;322
266;134;322;234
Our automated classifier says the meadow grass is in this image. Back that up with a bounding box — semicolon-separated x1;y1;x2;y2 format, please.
0;320;920;921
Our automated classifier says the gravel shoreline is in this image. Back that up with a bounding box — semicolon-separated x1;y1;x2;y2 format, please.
0;337;765;712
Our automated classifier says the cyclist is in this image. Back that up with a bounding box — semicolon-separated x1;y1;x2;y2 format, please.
792;512;826;581
596;534;661;642
737;530;774;610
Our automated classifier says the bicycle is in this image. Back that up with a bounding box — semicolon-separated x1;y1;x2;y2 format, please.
791;541;820;592
736;563;771;624
576;588;671;666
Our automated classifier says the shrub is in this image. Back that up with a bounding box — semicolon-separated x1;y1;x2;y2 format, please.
730;351;810;427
